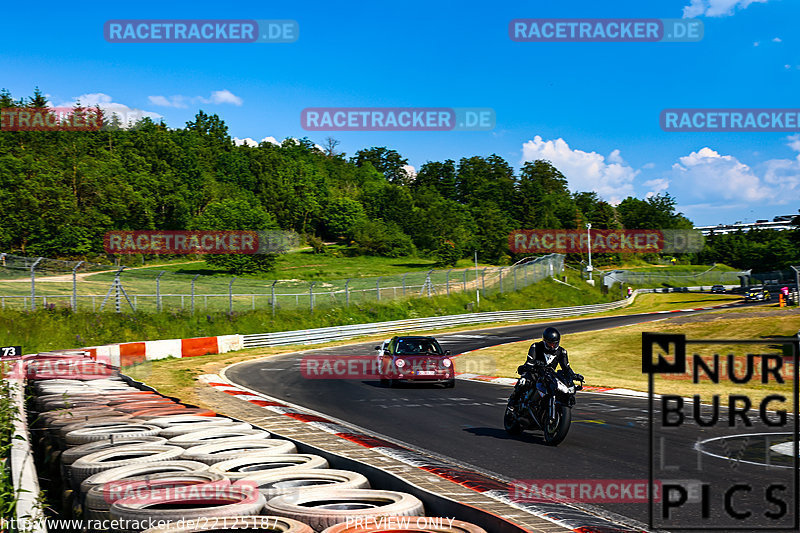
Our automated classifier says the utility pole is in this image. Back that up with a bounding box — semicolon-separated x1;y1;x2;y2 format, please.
586;223;594;285
474;251;480;307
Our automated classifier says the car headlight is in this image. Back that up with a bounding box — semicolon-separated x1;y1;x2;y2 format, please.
442;358;452;368
395;359;406;368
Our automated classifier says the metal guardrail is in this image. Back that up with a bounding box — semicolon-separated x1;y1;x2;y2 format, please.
242;293;642;348
241;285;751;348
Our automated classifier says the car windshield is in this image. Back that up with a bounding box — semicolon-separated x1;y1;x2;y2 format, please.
395;339;441;355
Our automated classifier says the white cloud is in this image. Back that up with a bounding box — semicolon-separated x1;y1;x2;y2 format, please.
773;37;782;42
233;136;280;147
148;90;244;108
403;164;417;178
643;178;670;198
205;89;243;106
56;93;162;127
787;134;800;152
670;146;800;204
148;95;188;108
521;136;638;204
753;41;760;47
683;0;769;18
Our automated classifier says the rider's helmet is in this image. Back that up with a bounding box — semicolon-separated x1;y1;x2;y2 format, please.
542;327;561;353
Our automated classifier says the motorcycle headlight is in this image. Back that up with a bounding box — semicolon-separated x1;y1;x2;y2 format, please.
395;359;406;368
442;358;452;368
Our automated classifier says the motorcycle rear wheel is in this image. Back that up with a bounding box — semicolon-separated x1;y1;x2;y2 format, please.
543;404;571;446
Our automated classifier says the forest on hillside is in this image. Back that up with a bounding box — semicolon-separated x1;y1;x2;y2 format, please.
1;88;797;272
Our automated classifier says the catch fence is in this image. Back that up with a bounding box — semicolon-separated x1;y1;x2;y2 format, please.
0;253;564;314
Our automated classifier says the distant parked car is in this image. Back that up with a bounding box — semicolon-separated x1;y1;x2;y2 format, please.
710;285;726;294
375;336;455;388
745;287;771;301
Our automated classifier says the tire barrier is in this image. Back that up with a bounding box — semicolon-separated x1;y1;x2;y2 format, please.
321;518;487;532
233;469;369;499
110;486;266;533
181;439;297;465
20;352;498;533
165;428;271;449
264;489;424;532
84;471;231;523
208;454;329;480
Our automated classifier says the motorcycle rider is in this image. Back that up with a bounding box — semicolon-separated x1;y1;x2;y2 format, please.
509;326;583;409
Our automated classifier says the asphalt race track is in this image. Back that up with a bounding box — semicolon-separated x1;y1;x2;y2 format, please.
227;303;797;531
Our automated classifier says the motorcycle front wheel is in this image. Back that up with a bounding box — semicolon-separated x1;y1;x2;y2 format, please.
543;404;571;446
503;399;522;436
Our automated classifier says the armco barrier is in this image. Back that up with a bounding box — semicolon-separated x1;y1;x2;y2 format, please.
241;292;643;348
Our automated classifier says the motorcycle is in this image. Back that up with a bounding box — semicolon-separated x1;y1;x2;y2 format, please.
503;361;584;446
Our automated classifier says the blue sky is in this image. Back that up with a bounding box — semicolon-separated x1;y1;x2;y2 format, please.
3;0;799;226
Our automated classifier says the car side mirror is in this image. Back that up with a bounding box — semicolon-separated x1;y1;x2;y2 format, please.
445;350;451;356
374;346;381;351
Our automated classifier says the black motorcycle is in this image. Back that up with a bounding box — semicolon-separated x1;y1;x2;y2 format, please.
504;362;583;446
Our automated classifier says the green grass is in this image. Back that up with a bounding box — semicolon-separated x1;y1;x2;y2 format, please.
1;277;616;354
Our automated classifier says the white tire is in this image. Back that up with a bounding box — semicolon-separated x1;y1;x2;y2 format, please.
180;439;297;465
80;461;208;497
166;429;270;449
208;454;328;480
110;487;266;533
61;437;168;466
70;445;185;487
233;469;369;499
264;489;424;532
65;424;162;446
158;421;252;439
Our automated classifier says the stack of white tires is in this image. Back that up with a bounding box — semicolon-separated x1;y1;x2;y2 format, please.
28;357;487;533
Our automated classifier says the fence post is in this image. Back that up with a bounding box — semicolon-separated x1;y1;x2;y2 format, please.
228;277;236;314
191;274;200;313
463;269;467;292
426;269;434;297
309;282;316;313
156;271;165;312
30;257;42;311
376;277;382;301
345;279;350;307
402;273;407;297
499;268;504;294
446;269;452;296
114;266;125;313
271;281;278;317
71;261;84;312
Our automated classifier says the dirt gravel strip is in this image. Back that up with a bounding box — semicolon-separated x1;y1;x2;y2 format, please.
196;373;650;533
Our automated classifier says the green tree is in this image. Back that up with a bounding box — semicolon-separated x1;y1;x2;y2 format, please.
352;147;409;184
192;198;279;274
